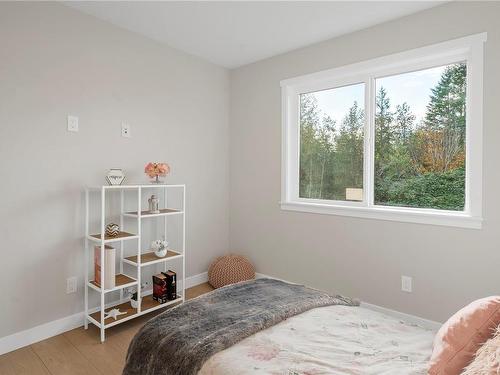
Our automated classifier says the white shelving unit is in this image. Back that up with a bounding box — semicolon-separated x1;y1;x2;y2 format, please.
84;184;186;342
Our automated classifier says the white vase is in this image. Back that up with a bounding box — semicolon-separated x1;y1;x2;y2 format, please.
106;169;125;185
130;298;141;309
154;248;168;258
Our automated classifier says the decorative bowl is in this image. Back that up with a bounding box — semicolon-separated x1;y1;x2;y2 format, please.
154;248;168;258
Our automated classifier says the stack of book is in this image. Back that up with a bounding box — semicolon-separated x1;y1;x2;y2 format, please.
152;270;177;303
94;245;116;289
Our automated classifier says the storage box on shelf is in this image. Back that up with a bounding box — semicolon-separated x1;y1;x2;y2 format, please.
84;184;186;342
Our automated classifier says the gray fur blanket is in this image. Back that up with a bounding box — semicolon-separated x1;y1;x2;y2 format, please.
123;278;359;375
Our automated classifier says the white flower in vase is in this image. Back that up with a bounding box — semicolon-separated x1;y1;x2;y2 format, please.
126;287;143;309
152;239;169;258
130;297;141;309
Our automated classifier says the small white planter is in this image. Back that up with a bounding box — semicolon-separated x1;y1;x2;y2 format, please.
130;298;142;309
152;239;169;258
154;248;168;258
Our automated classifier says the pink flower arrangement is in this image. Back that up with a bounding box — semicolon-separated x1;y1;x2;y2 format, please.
145;162;170;182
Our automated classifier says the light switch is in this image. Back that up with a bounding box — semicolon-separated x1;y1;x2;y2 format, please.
401;275;412;293
121;122;131;138
67;115;79;132
66;276;77;294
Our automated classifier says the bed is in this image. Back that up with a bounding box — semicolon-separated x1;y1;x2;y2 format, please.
199;305;435;375
123;279;435;375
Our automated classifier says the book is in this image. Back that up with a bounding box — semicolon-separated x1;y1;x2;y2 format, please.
152;271;177;303
94;245;116;289
152;273;168;303
165;270;177;301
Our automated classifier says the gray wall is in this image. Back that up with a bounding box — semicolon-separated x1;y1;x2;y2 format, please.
0;2;229;337
229;1;500;323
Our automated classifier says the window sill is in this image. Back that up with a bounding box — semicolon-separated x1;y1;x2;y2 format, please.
280;201;482;229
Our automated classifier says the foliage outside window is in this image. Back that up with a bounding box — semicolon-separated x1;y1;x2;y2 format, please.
299;83;364;201
373;64;466;211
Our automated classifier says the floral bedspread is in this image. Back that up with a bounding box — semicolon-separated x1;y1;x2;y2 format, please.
198;305;435;375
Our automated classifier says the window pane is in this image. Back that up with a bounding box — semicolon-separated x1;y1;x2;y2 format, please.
299;83;365;201
374;63;466;211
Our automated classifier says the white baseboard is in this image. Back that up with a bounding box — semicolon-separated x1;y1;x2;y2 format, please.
0;272;209;355
360;302;442;331
255;272;285;281
256;272;442;331
0;312;84;356
185;271;208;288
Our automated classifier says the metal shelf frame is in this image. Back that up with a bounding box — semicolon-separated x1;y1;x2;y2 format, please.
84;184;186;342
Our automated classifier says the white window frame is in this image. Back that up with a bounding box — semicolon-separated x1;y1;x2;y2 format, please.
280;33;486;229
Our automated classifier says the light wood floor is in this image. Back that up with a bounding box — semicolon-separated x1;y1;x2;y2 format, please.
0;283;214;375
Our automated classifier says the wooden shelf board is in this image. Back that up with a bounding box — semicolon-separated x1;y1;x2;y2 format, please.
89;300;137;325
89;231;137;242
123;208;181;217
141;294;182;312
89;274;136;291
124;250;182;266
89;294;182;328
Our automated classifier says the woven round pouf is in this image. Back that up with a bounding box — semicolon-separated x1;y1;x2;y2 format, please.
208;254;255;289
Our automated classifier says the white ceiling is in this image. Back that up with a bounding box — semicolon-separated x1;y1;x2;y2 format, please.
66;1;444;69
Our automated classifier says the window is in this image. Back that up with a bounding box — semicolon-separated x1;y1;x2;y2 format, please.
281;34;486;228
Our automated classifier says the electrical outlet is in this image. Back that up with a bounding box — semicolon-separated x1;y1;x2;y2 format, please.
67;115;79;132
121;122;131;138
401;275;412;293
66;277;77;294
